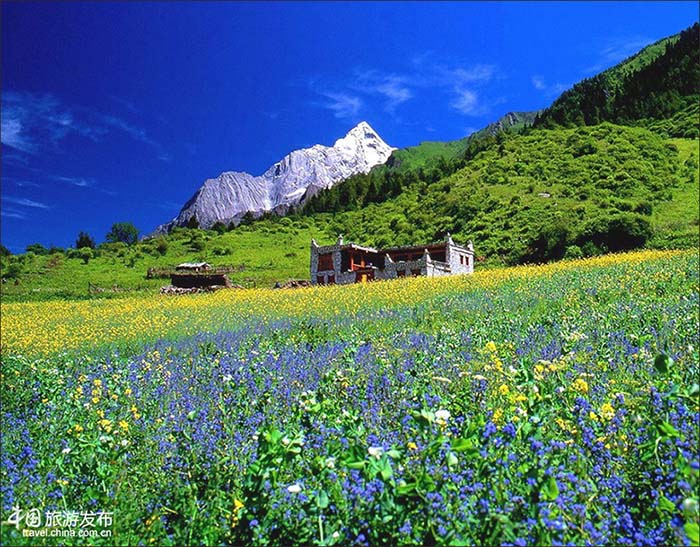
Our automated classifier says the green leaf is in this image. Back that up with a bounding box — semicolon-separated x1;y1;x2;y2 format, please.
654;353;673;374
386;449;401;459
658;495;676;513
658;421;680;438
396;482;417;496
446;452;459;468
347;460;366;470
451;437;477;453
379;459;393;480
316;490;329;509
541;476;559;502
684;522;699;545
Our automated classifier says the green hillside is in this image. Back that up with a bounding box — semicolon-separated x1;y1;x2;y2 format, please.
534;23;699;137
1;24;698;302
325;125;698;263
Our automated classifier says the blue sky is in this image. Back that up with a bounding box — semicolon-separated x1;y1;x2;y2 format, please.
1;1;697;252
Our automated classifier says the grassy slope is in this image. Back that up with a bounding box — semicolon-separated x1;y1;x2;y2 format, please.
2;128;696;302
0;216;335;301
650;137;700;247
329;126;697;261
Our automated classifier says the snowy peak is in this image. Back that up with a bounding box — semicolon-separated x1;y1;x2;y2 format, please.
154;122;394;233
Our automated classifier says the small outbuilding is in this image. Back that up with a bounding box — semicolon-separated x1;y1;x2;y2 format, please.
170;263;231;289
175;262;211;273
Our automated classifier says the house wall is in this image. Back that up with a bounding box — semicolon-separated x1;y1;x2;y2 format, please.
426;260;452;277
445;236;474;274
312;236;475;283
376;258;428;280
311;238;359;285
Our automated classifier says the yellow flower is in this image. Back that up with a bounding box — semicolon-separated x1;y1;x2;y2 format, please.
600;403;615;421
485;341;497;353
407;441;418;450
91;397;100;405
118;420;129;432
589;411;599;421
499;384;510;396
513;393;527;403
231;498;245;528
98;419;112;432
125;388;133;396
493;408;504;425
572;378;589;394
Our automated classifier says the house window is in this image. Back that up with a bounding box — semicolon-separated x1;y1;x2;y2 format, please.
317;275;325;285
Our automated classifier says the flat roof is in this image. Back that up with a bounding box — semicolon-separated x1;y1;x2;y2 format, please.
380;242;447;253
317;243;379;254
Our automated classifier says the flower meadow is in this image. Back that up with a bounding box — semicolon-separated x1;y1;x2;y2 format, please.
1;250;698;546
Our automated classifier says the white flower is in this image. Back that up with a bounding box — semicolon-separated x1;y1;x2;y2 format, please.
222;374;233;383
325;457;336;469
281;437;291;446
368;446;384;459
332;531;340;539
61;447;71;454
432;376;452;384
435;409;451;424
682;498;699;517
120;439;129;447
287;483;302;494
99;435;110;443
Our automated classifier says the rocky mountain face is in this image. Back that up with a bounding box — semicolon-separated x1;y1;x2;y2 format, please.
154;122;394;233
471;111;540;138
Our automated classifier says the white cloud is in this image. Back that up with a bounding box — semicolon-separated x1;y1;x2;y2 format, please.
351;71;414;113
530;76;571;98
319;92;363;120
3;196;49;209
451;89;480;115
587;36;653;73
0;116;34;153
1;91;165;158
53;176;93;188
308;54;500;121
451;64;496;85
1;207;27;219
531;75;546;90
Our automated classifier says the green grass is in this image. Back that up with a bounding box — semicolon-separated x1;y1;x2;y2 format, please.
0;217;334;302
650;138;700;248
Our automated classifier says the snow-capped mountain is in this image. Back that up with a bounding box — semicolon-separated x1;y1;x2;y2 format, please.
154;122;394;233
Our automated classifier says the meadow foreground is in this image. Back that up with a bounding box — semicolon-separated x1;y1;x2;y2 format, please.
1;250;698;546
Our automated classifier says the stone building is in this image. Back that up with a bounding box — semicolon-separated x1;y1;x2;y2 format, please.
310;234;474;285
